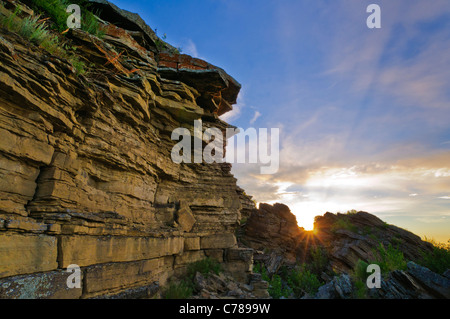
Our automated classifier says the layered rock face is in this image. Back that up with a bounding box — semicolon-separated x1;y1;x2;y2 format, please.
0;0;252;298
242;204;435;274
314;211;434;273
242;203;305;263
240;203;449;298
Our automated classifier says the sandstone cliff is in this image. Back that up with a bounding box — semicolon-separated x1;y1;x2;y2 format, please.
1;0;448;300
0;0;253;298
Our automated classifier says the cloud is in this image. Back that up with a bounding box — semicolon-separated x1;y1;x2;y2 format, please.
225;0;450;236
183;39;200;58
220;89;245;123
416;216;448;224
249;111;261;125
321;1;450;111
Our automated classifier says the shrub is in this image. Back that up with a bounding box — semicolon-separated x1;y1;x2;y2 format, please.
354;280;367;299
253;262;270;282
351;259;369;299
163;280;193;299
331;217;357;233
268;274;292;299
254;263;292;299
186;257;223;280
371;243;407;275
287;265;322;297
308;246;329;274
353;259;370;282
419;239;450;275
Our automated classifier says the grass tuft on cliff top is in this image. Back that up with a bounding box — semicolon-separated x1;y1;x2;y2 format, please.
27;0;104;37
0;4;87;76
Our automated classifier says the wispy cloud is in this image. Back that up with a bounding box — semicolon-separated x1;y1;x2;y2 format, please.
183;38;200;58
227;0;450;239
220;89;245;123
249;111;261;124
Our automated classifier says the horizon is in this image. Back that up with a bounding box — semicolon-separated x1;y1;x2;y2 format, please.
111;0;450;243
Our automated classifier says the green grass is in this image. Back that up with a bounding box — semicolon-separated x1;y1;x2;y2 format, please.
163;280;193;299
351;259;370;298
354;280;368;299
0;6;55;47
370;243;407;275
163;257;223;299
28;0;104;37
19;15;51;43
419;239;450;275
287;265;322;297
29;0;70;32
186;257;223;280
353;259;370;282
331;217;358;233
308;246;329;274
254;262;322;298
0;5;87;76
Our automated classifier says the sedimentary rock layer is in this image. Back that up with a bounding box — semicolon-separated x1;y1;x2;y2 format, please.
0;0;250;298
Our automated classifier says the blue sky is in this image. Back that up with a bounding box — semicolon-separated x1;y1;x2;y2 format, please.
111;0;450;242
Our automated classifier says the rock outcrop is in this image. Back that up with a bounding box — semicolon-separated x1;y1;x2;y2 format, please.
314;211;434;273
310;262;450;299
191;272;270;299
240;203;448;299
0;0;252;298
373;262;450;299
241;203;306;263
0;0;446;300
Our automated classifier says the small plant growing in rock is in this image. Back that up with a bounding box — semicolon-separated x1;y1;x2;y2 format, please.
351;259;369;298
331;217;358;233
287;265;322;297
29;0;104;37
371;243;407;276
186;257;223;280
308;246;329;274
0;4;87;76
164;257;223;299
163;280;193;299
419;238;450;275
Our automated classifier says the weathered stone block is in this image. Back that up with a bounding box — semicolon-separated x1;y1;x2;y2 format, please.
226;248;254;264
58;235;184;268
83;256;174;295
5;218;47;233
176;203;196;232
175;250;206;267
0;233;58;278
184;237;200;251
204;249;224;262
223;262;251;283
200;233;236;249
0;128;54;165
0;270;82;299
